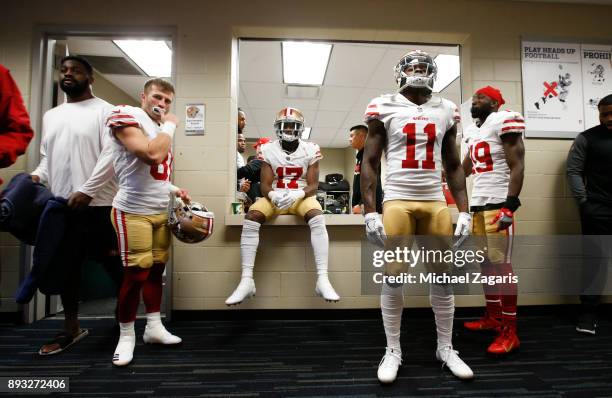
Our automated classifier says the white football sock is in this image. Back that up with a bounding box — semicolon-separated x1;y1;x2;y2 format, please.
381;283;404;351
430;283;454;350
143;312;181;345
308;215;329;276
113;321;135;366
240;219;261;279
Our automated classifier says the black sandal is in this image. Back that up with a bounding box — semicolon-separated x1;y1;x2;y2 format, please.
38;329;89;356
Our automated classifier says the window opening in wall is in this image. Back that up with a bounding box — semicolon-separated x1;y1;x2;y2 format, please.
235;39;462;215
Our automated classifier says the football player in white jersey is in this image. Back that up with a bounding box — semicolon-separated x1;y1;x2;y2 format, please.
361;50;474;383
106;78;190;366
462;86;525;355
225;107;340;305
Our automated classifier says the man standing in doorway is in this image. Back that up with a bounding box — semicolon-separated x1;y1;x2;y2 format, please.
32;55;121;355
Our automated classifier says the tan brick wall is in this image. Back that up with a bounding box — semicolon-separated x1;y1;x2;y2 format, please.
1;0;610;312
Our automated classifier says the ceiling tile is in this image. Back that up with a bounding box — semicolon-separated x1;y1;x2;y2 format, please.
239;41;282;83
241;82;285;109
309;128;337;148
280;97;320;112
325;44;386;87
313;110;348;129
318;86;363;111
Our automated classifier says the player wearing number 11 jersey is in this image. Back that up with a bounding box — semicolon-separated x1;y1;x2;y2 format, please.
106;79;191;367
361;50;473;383
225;107;340;305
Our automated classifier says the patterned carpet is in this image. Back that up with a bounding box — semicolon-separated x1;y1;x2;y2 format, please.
0;308;610;397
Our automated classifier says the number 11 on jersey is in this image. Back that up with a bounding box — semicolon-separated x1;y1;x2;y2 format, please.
402;123;436;170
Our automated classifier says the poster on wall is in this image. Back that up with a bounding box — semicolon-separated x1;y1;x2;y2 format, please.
185;103;205;135
521;41;584;138
581;44;612;130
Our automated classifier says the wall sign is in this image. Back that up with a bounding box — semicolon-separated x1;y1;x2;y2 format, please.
521;40;611;138
185;103;205;135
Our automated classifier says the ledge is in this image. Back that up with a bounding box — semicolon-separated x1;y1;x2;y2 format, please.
225;214;365;226
225;207;458;226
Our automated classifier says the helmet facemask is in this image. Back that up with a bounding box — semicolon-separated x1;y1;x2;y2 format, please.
275;120;303;142
394;51;438;92
274;107;305;143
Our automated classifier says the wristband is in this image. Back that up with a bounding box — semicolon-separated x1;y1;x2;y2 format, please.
504;196;521;212
161;121;176;138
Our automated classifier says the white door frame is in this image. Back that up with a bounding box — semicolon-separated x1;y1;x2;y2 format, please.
24;24;178;323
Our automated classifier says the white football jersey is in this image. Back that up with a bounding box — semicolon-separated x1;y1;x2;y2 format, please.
107;105;174;214
464;110;525;206
365;93;460;201
259;140;322;192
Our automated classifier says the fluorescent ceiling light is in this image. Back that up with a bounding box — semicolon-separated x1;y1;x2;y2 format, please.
433;54;460;93
301;127;312;140
113;40;172;77
282;42;332;85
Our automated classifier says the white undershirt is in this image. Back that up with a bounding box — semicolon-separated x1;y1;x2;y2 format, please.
32;97;118;206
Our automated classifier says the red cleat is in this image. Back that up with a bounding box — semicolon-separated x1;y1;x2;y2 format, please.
464;315;501;331
487;327;520;355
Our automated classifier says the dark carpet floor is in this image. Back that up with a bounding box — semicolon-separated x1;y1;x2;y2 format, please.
0;309;611;397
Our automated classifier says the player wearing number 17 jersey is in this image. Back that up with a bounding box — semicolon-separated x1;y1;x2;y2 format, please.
106;79;191;367
361;50;474;383
461;86;525;355
225;107;340;305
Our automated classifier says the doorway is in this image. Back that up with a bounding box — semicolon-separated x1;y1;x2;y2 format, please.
24;25;177;323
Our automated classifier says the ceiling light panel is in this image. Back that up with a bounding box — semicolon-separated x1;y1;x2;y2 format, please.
282;41;332;85
113;40;172;77
433;54;460;93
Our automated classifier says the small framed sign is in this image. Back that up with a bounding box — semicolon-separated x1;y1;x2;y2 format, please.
185;103;205;135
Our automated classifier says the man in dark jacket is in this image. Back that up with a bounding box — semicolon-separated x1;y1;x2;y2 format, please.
566;94;612;335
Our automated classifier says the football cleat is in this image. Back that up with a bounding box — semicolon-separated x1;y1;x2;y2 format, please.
576;313;597;335
225;278;256;306
464;314;501;332
436;346;474;380
315;277;340;302
487;327;520;355
143;324;182;345
377;347;402;384
112;333;135;367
